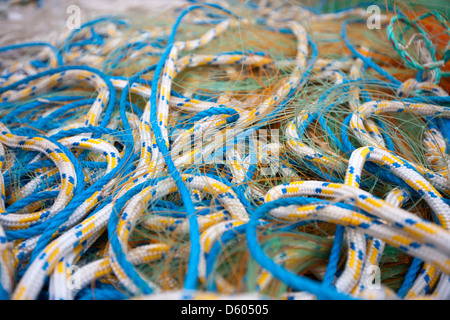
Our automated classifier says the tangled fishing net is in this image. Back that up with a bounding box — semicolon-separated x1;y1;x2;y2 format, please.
0;0;450;300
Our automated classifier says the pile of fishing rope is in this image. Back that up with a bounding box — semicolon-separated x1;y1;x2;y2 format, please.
0;0;450;300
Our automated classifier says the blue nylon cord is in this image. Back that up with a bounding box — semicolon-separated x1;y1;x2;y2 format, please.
246;196;354;300
342;19;402;86
0;42;63;66
322;224;345;287
397;257;423;298
147;2;237;293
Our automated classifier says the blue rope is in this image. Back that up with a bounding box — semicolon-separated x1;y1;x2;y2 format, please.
246;196;354;300
0;266;8;300
31;99;96;130
62;17;129;53
76;283;128;300
322;225;345;287
397;257;423;298
0;65;117;129
147;2;237;292
1;96;85;125
342;19;402;86
185;107;239;129
0;42;63;66
107;179;162;295
6;191;59;213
